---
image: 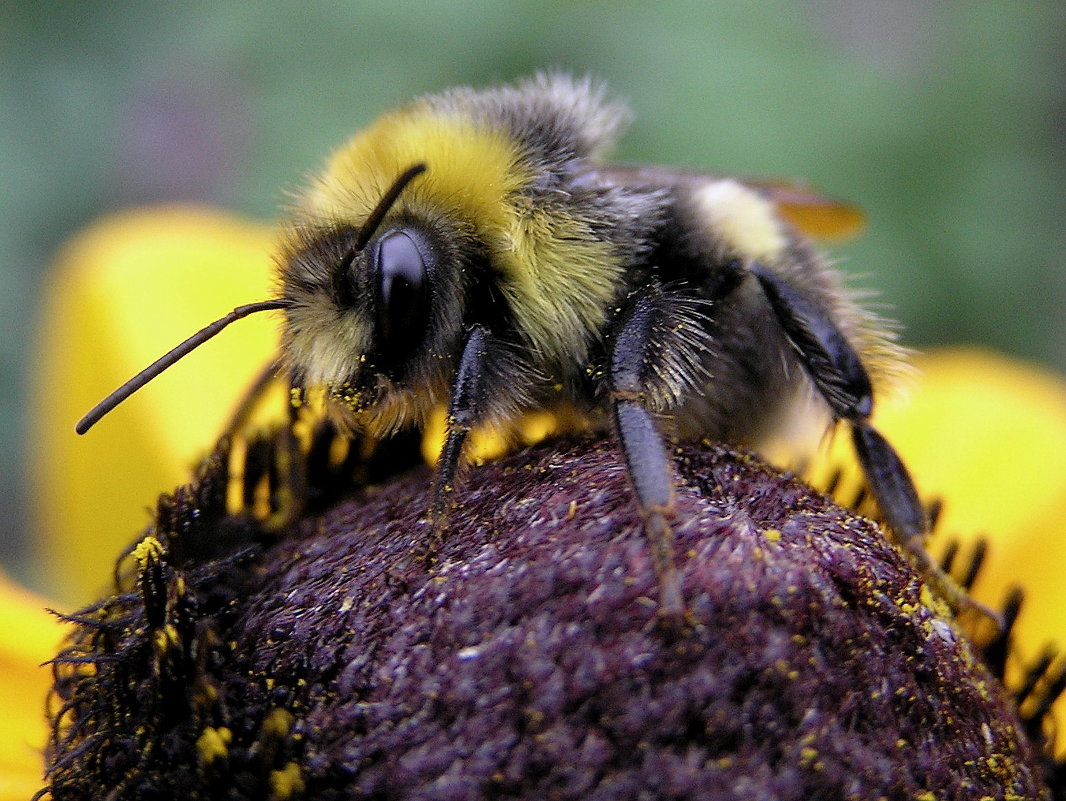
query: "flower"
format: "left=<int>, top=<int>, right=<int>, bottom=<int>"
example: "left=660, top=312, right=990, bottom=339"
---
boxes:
left=28, top=207, right=279, bottom=605
left=20, top=206, right=1066, bottom=797
left=40, top=434, right=1053, bottom=798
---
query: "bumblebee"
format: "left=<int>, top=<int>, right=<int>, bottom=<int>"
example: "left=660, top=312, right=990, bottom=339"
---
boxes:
left=79, top=73, right=942, bottom=617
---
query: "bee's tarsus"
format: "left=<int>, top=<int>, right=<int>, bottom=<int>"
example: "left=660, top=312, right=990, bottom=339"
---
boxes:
left=428, top=325, right=491, bottom=540
left=850, top=422, right=928, bottom=543
left=646, top=510, right=684, bottom=618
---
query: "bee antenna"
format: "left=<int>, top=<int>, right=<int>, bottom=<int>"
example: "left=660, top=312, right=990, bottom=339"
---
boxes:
left=76, top=298, right=292, bottom=435
left=353, top=162, right=427, bottom=251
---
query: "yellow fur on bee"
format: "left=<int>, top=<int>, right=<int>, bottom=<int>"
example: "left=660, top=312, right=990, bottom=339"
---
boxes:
left=694, top=179, right=787, bottom=262
left=303, top=104, right=620, bottom=364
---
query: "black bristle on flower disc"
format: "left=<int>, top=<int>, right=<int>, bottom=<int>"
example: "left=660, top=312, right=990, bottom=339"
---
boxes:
left=932, top=529, right=1066, bottom=798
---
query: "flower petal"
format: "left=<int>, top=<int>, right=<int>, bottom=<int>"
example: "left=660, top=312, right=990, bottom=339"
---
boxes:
left=0, top=571, right=65, bottom=801
left=29, top=207, right=280, bottom=603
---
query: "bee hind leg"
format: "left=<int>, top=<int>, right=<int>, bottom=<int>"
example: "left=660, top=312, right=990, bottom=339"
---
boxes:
left=750, top=265, right=1000, bottom=626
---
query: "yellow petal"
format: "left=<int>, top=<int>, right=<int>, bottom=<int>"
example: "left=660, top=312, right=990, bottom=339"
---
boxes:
left=0, top=572, right=66, bottom=801
left=29, top=207, right=281, bottom=604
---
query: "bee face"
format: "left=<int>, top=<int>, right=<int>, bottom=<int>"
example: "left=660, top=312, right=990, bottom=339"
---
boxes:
left=281, top=223, right=437, bottom=376
left=277, top=185, right=483, bottom=433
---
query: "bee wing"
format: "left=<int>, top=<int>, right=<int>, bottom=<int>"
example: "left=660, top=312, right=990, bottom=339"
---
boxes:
left=587, top=164, right=865, bottom=242
left=743, top=179, right=865, bottom=242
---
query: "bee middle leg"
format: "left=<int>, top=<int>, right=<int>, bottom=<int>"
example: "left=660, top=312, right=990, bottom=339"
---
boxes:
left=608, top=287, right=689, bottom=618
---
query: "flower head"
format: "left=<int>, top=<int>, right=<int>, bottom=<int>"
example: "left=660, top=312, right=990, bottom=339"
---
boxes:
left=42, top=433, right=1051, bottom=799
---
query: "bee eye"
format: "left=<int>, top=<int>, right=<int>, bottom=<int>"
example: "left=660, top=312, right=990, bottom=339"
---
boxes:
left=373, top=228, right=431, bottom=360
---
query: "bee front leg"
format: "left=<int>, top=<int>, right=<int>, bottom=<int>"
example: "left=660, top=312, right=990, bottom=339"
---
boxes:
left=608, top=288, right=687, bottom=618
left=429, top=324, right=492, bottom=530
left=214, top=362, right=306, bottom=530
left=750, top=265, right=997, bottom=623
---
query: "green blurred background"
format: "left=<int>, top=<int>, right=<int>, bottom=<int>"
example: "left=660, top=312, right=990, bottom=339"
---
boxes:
left=3, top=1, right=1064, bottom=585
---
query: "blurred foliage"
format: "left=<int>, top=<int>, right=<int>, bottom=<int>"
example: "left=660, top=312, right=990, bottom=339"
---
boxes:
left=3, top=0, right=1065, bottom=574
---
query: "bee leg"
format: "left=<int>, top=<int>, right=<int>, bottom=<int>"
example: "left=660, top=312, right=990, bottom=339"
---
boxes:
left=750, top=265, right=999, bottom=624
left=609, top=290, right=685, bottom=618
left=750, top=264, right=913, bottom=520
left=428, top=325, right=492, bottom=535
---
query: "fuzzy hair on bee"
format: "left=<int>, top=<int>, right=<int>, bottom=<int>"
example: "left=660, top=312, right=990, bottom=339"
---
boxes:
left=79, top=73, right=964, bottom=619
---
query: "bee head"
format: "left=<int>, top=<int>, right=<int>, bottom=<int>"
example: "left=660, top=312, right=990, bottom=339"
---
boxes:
left=278, top=163, right=471, bottom=430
